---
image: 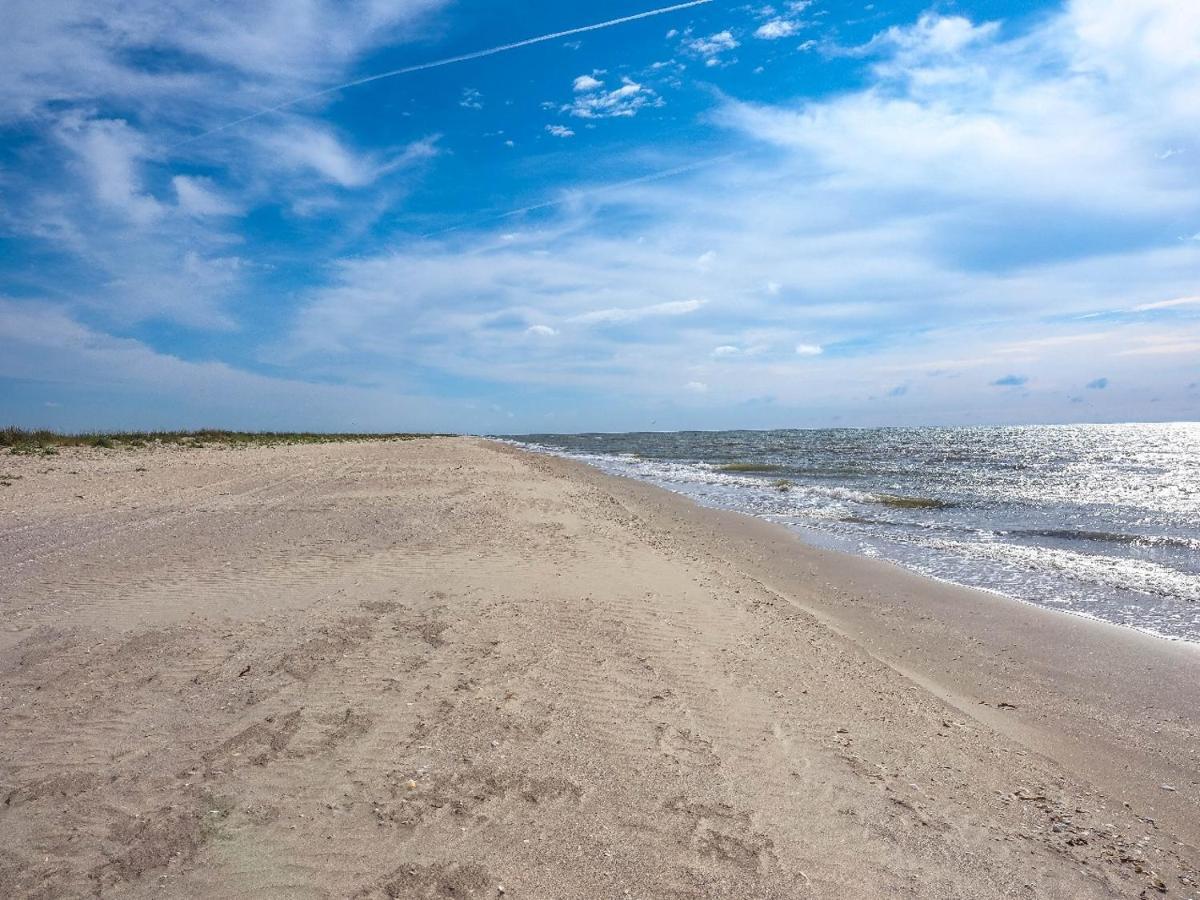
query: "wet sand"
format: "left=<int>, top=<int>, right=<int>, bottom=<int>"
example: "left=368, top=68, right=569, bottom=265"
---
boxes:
left=1, top=437, right=1196, bottom=898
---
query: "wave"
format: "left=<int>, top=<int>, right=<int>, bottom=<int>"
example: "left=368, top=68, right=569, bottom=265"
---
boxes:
left=1009, top=528, right=1200, bottom=552
left=920, top=536, right=1200, bottom=603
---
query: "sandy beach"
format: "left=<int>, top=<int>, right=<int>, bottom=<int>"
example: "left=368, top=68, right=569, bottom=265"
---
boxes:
left=1, top=436, right=1197, bottom=899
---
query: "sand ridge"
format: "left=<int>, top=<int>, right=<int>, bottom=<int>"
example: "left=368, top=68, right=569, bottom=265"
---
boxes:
left=1, top=437, right=1196, bottom=898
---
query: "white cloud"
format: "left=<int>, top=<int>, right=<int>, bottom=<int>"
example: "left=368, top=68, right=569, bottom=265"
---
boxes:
left=103, top=251, right=245, bottom=327
left=720, top=7, right=1200, bottom=223
left=685, top=29, right=739, bottom=68
left=9, top=113, right=261, bottom=328
left=795, top=343, right=823, bottom=356
left=172, top=176, right=238, bottom=217
left=1115, top=336, right=1200, bottom=357
left=865, top=13, right=1000, bottom=60
left=0, top=0, right=460, bottom=355
left=273, top=193, right=1200, bottom=419
left=564, top=78, right=662, bottom=119
left=546, top=124, right=575, bottom=138
left=755, top=19, right=800, bottom=40
left=460, top=88, right=483, bottom=109
left=573, top=74, right=604, bottom=92
left=1068, top=0, right=1200, bottom=116
left=0, top=0, right=448, bottom=122
left=57, top=116, right=163, bottom=224
left=686, top=30, right=739, bottom=57
left=0, top=299, right=457, bottom=431
left=1131, top=295, right=1200, bottom=312
left=259, top=125, right=438, bottom=189
left=574, top=299, right=705, bottom=325
left=12, top=0, right=1197, bottom=427
left=685, top=381, right=709, bottom=393
left=262, top=124, right=379, bottom=188
left=526, top=324, right=558, bottom=336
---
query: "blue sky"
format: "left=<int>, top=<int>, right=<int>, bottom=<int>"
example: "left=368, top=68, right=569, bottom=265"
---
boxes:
left=1, top=0, right=1197, bottom=433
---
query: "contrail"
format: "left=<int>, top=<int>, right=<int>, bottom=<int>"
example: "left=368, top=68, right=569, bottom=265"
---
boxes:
left=176, top=0, right=712, bottom=147
left=422, top=153, right=739, bottom=239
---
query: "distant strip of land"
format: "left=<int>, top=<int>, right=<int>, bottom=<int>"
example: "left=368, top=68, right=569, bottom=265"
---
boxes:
left=1, top=437, right=1196, bottom=898
left=2, top=426, right=449, bottom=454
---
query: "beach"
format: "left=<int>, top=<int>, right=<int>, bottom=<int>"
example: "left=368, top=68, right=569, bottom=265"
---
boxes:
left=1, top=436, right=1197, bottom=898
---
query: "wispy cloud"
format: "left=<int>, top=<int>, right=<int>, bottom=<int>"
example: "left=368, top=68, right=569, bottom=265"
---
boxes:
left=262, top=124, right=435, bottom=189
left=0, top=299, right=459, bottom=431
left=1116, top=337, right=1200, bottom=357
left=56, top=116, right=164, bottom=225
left=172, top=176, right=239, bottom=218
left=0, top=0, right=451, bottom=124
left=573, top=299, right=705, bottom=325
left=0, top=1, right=456, bottom=335
left=1132, top=295, right=1200, bottom=312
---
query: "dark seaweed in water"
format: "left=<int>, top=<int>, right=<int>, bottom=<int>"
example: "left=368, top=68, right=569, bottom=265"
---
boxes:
left=506, top=424, right=1200, bottom=641
left=874, top=494, right=954, bottom=510
left=718, top=462, right=788, bottom=474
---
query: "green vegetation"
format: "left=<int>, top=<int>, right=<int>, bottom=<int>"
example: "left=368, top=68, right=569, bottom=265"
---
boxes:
left=717, top=462, right=787, bottom=474
left=875, top=493, right=952, bottom=510
left=2, top=427, right=450, bottom=454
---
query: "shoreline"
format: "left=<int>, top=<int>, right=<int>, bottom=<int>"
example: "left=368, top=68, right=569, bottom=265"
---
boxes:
left=505, top=438, right=1200, bottom=648
left=496, top=441, right=1200, bottom=846
left=2, top=437, right=1196, bottom=897
left=779, top=515, right=1200, bottom=647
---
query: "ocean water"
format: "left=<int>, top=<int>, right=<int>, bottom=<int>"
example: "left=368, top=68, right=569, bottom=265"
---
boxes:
left=505, top=424, right=1200, bottom=642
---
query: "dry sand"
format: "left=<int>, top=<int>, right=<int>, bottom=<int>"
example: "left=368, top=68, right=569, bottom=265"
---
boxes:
left=1, top=437, right=1196, bottom=899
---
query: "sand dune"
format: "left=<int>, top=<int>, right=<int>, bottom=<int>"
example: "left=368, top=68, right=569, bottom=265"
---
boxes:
left=1, top=437, right=1196, bottom=898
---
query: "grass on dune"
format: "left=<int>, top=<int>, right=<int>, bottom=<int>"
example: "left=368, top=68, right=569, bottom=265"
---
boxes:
left=2, top=427, right=451, bottom=455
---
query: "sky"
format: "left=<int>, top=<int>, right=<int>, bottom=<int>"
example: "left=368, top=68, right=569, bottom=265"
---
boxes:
left=1, top=0, right=1198, bottom=434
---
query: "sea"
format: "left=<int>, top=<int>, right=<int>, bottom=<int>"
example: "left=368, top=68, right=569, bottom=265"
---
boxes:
left=503, top=424, right=1200, bottom=643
